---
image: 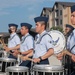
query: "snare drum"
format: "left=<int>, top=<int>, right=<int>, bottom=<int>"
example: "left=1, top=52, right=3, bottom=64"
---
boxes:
left=0, top=50, right=5, bottom=57
left=33, top=65, right=64, bottom=75
left=6, top=66, right=29, bottom=75
left=0, top=57, right=16, bottom=72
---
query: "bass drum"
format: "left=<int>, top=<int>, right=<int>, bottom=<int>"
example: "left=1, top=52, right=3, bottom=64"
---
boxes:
left=48, top=30, right=66, bottom=65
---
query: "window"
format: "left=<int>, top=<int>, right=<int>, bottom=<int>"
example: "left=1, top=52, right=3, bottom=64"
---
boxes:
left=56, top=3, right=58, bottom=8
left=56, top=19, right=59, bottom=26
left=60, top=10, right=62, bottom=15
left=56, top=10, right=59, bottom=16
left=60, top=19, right=62, bottom=25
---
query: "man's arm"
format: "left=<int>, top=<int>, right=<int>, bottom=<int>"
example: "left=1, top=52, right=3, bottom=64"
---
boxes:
left=21, top=50, right=33, bottom=61
left=33, top=48, right=54, bottom=63
left=5, top=44, right=20, bottom=52
left=41, top=48, right=54, bottom=60
left=21, top=49, right=33, bottom=55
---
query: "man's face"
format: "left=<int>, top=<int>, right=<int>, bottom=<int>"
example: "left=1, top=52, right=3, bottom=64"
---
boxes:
left=65, top=27, right=71, bottom=34
left=35, top=22, right=43, bottom=33
left=71, top=11, right=75, bottom=25
left=20, top=26, right=27, bottom=35
left=9, top=26, right=16, bottom=32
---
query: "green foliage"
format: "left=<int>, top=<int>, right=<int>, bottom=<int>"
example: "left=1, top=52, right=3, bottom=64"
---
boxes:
left=50, top=26, right=63, bottom=32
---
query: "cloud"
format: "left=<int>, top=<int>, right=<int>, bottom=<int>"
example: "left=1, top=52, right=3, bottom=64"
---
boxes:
left=0, top=0, right=74, bottom=9
left=0, top=0, right=42, bottom=16
left=0, top=0, right=43, bottom=9
left=0, top=0, right=74, bottom=16
left=29, top=14, right=37, bottom=20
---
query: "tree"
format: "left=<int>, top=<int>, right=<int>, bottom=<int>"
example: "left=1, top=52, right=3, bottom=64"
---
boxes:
left=50, top=26, right=63, bottom=32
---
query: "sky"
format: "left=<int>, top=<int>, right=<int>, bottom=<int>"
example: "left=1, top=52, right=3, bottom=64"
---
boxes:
left=0, top=0, right=75, bottom=32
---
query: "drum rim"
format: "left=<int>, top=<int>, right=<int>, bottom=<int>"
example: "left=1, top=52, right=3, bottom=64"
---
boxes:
left=48, top=30, right=66, bottom=54
left=33, top=65, right=64, bottom=72
left=6, top=66, right=29, bottom=72
left=0, top=57, right=16, bottom=62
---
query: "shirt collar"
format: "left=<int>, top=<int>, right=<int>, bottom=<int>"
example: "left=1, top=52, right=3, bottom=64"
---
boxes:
left=39, top=30, right=46, bottom=36
left=22, top=33, right=29, bottom=39
left=73, top=29, right=75, bottom=33
left=10, top=33, right=16, bottom=38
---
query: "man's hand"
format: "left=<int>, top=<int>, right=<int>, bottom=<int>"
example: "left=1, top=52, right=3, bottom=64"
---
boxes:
left=3, top=45, right=7, bottom=49
left=33, top=58, right=40, bottom=63
left=21, top=56, right=26, bottom=61
left=56, top=53, right=63, bottom=60
left=21, top=56, right=31, bottom=61
left=4, top=47, right=11, bottom=52
left=71, top=54, right=75, bottom=62
left=12, top=50, right=19, bottom=57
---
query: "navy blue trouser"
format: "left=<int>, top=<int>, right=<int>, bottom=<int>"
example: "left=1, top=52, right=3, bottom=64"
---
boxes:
left=8, top=54, right=17, bottom=60
left=19, top=60, right=31, bottom=68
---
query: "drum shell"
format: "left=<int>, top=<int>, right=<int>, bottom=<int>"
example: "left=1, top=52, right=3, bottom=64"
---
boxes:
left=6, top=66, right=29, bottom=75
left=33, top=65, right=64, bottom=75
left=0, top=58, right=16, bottom=72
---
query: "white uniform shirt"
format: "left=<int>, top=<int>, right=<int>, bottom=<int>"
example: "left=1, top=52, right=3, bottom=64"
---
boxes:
left=33, top=31, right=54, bottom=58
left=67, top=29, right=75, bottom=54
left=20, top=33, right=34, bottom=52
left=8, top=33, right=20, bottom=48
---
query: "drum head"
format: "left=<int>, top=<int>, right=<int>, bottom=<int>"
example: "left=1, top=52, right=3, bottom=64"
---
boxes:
left=48, top=30, right=65, bottom=54
left=0, top=57, right=16, bottom=62
left=6, top=66, right=28, bottom=72
left=33, top=65, right=64, bottom=71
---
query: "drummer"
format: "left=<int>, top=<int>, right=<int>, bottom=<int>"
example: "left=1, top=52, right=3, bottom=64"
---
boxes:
left=57, top=5, right=75, bottom=75
left=19, top=23, right=34, bottom=68
left=8, top=23, right=34, bottom=68
left=33, top=16, right=54, bottom=64
left=65, top=24, right=74, bottom=75
left=4, top=23, right=20, bottom=59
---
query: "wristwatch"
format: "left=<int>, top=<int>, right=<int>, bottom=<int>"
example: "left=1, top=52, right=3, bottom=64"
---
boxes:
left=39, top=56, right=42, bottom=61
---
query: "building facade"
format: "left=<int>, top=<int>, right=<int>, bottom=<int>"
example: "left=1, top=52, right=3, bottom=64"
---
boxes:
left=41, top=2, right=75, bottom=32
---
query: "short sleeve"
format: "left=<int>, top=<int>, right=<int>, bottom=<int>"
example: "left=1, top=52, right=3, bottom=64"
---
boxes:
left=15, top=35, right=20, bottom=45
left=26, top=36, right=34, bottom=50
left=44, top=35, right=54, bottom=50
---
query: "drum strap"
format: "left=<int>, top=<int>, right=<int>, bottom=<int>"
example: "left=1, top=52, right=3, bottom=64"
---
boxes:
left=21, top=34, right=31, bottom=44
left=70, top=45, right=75, bottom=52
left=36, top=32, right=52, bottom=44
left=9, top=34, right=16, bottom=40
left=70, top=32, right=75, bottom=52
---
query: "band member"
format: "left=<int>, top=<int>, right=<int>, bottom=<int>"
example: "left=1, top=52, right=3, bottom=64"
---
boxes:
left=33, top=16, right=54, bottom=64
left=7, top=23, right=34, bottom=68
left=57, top=5, right=75, bottom=75
left=19, top=23, right=34, bottom=68
left=4, top=23, right=20, bottom=59
left=64, top=24, right=74, bottom=75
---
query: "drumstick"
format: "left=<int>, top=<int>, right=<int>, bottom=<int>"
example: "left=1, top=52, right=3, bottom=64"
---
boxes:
left=61, top=50, right=73, bottom=57
left=0, top=38, right=6, bottom=47
left=0, top=39, right=33, bottom=61
left=26, top=57, right=33, bottom=61
left=18, top=54, right=33, bottom=61
left=0, top=39, right=2, bottom=44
